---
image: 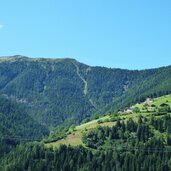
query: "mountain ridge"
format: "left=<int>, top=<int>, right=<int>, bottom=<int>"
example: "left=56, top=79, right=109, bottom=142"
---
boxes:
left=0, top=55, right=170, bottom=70
left=0, top=55, right=170, bottom=129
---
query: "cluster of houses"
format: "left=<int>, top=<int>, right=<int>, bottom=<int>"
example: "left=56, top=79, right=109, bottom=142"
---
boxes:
left=119, top=97, right=170, bottom=114
left=118, top=107, right=135, bottom=114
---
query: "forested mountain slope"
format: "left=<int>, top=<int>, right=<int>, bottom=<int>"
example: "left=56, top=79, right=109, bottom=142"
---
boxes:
left=0, top=95, right=49, bottom=159
left=1, top=94, right=171, bottom=171
left=0, top=55, right=170, bottom=129
left=0, top=96, right=49, bottom=139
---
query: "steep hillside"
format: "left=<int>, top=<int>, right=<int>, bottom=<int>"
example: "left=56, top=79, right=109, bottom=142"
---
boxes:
left=46, top=94, right=171, bottom=148
left=0, top=55, right=170, bottom=129
left=0, top=95, right=49, bottom=158
left=1, top=95, right=171, bottom=171
left=0, top=95, right=49, bottom=139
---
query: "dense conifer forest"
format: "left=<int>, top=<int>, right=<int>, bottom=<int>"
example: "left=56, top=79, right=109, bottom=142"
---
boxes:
left=2, top=114, right=171, bottom=171
left=0, top=56, right=171, bottom=170
left=0, top=56, right=170, bottom=129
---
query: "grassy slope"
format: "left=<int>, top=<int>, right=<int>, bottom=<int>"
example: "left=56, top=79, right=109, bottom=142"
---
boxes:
left=46, top=94, right=171, bottom=148
left=133, top=94, right=171, bottom=109
left=46, top=116, right=114, bottom=148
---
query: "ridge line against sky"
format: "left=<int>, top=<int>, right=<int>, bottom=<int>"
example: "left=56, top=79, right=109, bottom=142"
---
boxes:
left=0, top=55, right=170, bottom=70
left=0, top=0, right=171, bottom=69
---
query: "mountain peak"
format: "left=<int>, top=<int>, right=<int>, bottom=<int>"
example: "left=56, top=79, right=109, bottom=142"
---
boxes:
left=0, top=55, right=28, bottom=61
left=0, top=55, right=78, bottom=63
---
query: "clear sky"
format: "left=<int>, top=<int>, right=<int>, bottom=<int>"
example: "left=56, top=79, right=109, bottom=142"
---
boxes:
left=0, top=0, right=171, bottom=69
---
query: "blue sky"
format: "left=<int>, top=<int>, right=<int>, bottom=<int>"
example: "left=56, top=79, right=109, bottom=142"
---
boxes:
left=0, top=0, right=171, bottom=69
